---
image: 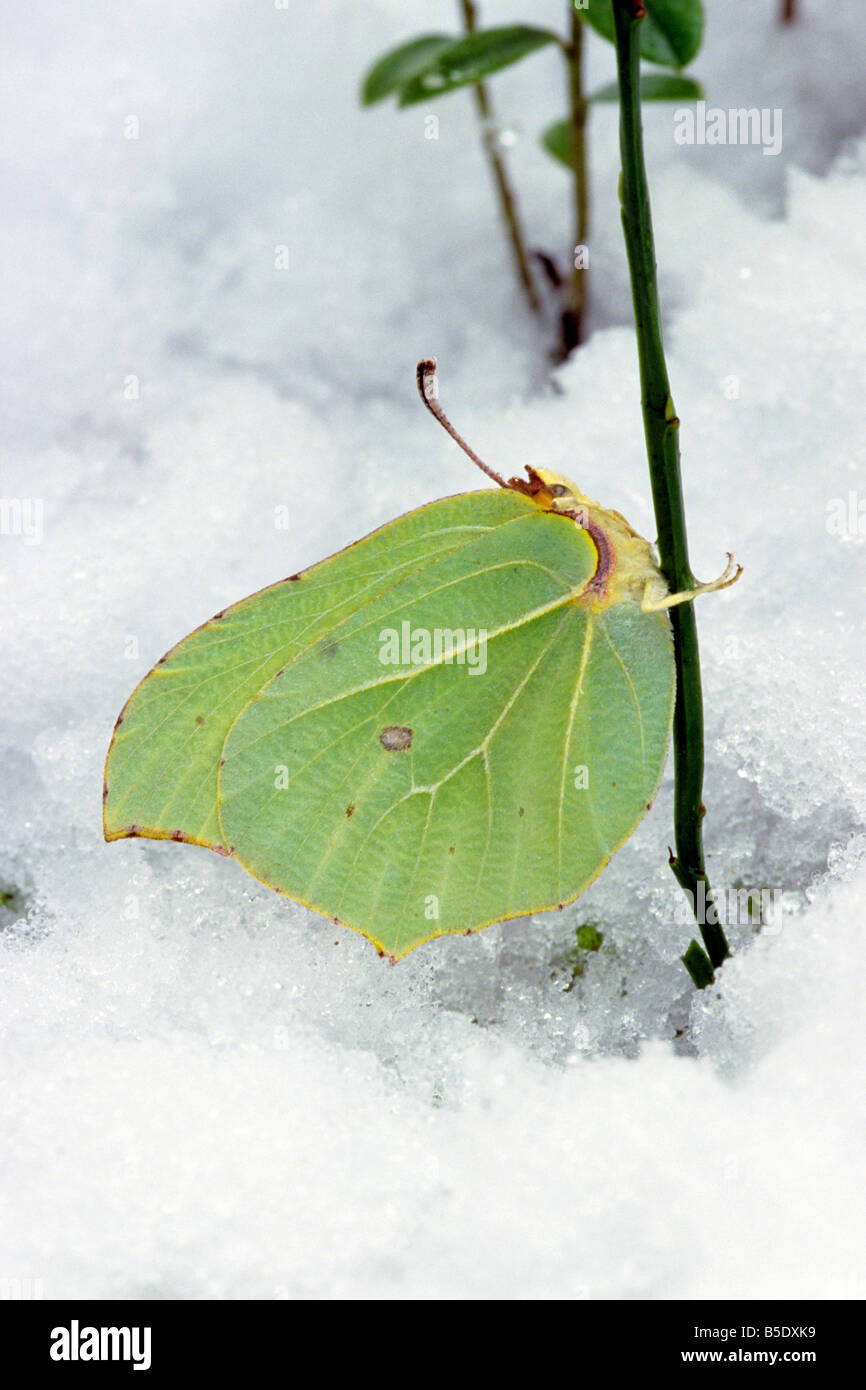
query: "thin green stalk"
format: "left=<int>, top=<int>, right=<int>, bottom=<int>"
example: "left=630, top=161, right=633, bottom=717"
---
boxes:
left=459, top=0, right=541, bottom=316
left=561, top=5, right=589, bottom=355
left=610, top=0, right=730, bottom=984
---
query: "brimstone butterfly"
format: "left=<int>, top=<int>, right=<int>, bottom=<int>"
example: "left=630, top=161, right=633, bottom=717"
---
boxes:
left=104, top=361, right=738, bottom=960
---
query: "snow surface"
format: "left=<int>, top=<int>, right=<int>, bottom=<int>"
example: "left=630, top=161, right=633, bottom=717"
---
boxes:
left=1, top=0, right=865, bottom=1299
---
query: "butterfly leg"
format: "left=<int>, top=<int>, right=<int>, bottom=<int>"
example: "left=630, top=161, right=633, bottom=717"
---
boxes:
left=641, top=553, right=742, bottom=612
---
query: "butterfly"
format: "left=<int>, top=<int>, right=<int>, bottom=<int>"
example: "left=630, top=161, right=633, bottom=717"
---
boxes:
left=104, top=360, right=738, bottom=960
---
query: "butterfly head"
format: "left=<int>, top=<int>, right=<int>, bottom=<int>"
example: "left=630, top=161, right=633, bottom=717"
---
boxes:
left=527, top=468, right=594, bottom=515
left=508, top=466, right=595, bottom=518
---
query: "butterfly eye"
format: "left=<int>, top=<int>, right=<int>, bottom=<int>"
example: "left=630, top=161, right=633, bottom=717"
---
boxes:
left=548, top=484, right=571, bottom=498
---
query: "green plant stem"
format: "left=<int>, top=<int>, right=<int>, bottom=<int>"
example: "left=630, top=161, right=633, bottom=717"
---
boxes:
left=561, top=6, right=589, bottom=355
left=610, top=0, right=730, bottom=984
left=459, top=1, right=541, bottom=316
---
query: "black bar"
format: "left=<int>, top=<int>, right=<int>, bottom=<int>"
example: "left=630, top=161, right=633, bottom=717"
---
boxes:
left=1, top=1298, right=857, bottom=1375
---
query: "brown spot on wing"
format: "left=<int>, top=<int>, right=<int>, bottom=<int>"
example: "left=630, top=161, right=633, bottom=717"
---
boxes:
left=380, top=726, right=413, bottom=752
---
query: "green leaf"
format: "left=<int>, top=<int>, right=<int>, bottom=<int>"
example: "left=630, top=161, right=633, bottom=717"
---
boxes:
left=540, top=120, right=572, bottom=168
left=576, top=923, right=604, bottom=951
left=105, top=483, right=674, bottom=961
left=579, top=0, right=704, bottom=70
left=397, top=26, right=560, bottom=107
left=589, top=73, right=703, bottom=102
left=360, top=34, right=456, bottom=107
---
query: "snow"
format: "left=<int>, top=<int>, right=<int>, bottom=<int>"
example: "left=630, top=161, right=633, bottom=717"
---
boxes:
left=1, top=0, right=865, bottom=1299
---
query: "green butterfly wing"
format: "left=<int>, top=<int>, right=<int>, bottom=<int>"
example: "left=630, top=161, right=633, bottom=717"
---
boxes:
left=104, top=489, right=674, bottom=958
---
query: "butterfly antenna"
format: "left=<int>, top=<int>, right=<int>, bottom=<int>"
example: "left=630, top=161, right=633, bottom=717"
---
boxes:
left=416, top=359, right=509, bottom=489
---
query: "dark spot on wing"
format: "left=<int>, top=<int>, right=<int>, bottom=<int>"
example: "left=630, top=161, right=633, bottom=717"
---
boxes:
left=380, top=726, right=413, bottom=752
